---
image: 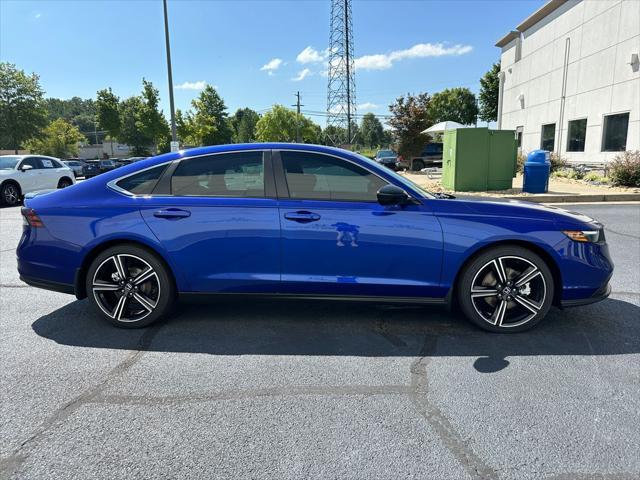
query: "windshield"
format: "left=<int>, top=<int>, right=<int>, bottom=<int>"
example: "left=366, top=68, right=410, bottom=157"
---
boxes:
left=0, top=156, right=20, bottom=170
left=352, top=152, right=435, bottom=199
left=377, top=150, right=395, bottom=158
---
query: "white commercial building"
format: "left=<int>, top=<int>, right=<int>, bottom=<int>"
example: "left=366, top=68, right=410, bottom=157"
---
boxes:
left=496, top=0, right=639, bottom=164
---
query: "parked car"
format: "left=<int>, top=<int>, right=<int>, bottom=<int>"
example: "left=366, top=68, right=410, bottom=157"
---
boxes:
left=0, top=155, right=75, bottom=206
left=398, top=143, right=444, bottom=171
left=83, top=159, right=118, bottom=178
left=374, top=149, right=398, bottom=170
left=116, top=157, right=147, bottom=168
left=63, top=159, right=86, bottom=178
left=17, top=143, right=613, bottom=332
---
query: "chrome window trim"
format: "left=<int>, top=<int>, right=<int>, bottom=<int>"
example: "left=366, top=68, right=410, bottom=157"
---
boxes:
left=107, top=149, right=269, bottom=198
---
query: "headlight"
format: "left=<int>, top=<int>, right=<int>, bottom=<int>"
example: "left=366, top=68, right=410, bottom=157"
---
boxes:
left=562, top=229, right=604, bottom=243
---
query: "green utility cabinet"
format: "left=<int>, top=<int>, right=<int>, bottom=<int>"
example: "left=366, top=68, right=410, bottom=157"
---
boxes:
left=441, top=128, right=516, bottom=191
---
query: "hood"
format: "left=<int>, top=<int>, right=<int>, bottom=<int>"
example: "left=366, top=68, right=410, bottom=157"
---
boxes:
left=436, top=195, right=597, bottom=227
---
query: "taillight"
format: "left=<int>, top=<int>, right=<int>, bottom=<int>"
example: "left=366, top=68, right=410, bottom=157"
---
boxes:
left=21, top=208, right=44, bottom=228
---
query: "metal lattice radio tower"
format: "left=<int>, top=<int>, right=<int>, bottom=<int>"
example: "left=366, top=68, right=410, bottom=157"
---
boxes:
left=326, top=0, right=356, bottom=147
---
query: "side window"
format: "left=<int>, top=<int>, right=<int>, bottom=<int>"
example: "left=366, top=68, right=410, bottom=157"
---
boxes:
left=171, top=152, right=265, bottom=197
left=40, top=158, right=62, bottom=168
left=19, top=158, right=41, bottom=170
left=115, top=164, right=169, bottom=195
left=281, top=151, right=386, bottom=202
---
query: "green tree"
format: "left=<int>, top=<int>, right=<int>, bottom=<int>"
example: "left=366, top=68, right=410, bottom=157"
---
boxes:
left=428, top=87, right=478, bottom=125
left=255, top=105, right=320, bottom=143
left=360, top=113, right=384, bottom=149
left=230, top=108, right=260, bottom=143
left=479, top=62, right=500, bottom=123
left=25, top=118, right=85, bottom=158
left=96, top=88, right=121, bottom=142
left=175, top=109, right=196, bottom=146
left=0, top=63, right=48, bottom=153
left=387, top=93, right=432, bottom=161
left=187, top=85, right=233, bottom=146
left=45, top=97, right=97, bottom=142
left=119, top=96, right=151, bottom=156
left=139, top=79, right=168, bottom=149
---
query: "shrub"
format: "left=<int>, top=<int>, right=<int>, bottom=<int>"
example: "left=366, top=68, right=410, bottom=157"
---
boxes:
left=549, top=153, right=567, bottom=172
left=516, top=153, right=526, bottom=173
left=609, top=151, right=640, bottom=187
left=552, top=169, right=569, bottom=178
left=583, top=172, right=609, bottom=184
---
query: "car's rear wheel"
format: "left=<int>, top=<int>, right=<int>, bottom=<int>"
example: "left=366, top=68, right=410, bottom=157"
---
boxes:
left=86, top=245, right=175, bottom=328
left=57, top=177, right=72, bottom=189
left=457, top=246, right=554, bottom=332
left=1, top=182, right=21, bottom=206
left=411, top=159, right=425, bottom=171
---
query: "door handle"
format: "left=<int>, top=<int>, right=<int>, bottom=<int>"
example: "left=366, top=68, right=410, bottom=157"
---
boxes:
left=284, top=211, right=321, bottom=223
left=153, top=208, right=191, bottom=219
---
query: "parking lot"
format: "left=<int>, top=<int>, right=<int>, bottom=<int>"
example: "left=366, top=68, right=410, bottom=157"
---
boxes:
left=1, top=202, right=639, bottom=479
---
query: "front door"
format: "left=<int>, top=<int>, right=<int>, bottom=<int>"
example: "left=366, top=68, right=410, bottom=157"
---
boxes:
left=16, top=157, right=43, bottom=193
left=275, top=150, right=444, bottom=299
left=139, top=150, right=280, bottom=293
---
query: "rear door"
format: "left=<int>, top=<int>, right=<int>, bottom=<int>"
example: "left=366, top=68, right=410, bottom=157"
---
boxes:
left=39, top=157, right=67, bottom=187
left=138, top=150, right=281, bottom=293
left=274, top=149, right=444, bottom=299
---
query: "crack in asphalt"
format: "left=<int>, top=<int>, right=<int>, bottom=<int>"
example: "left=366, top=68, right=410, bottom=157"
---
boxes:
left=0, top=324, right=163, bottom=478
left=605, top=228, right=640, bottom=240
left=409, top=334, right=498, bottom=480
left=91, top=385, right=412, bottom=406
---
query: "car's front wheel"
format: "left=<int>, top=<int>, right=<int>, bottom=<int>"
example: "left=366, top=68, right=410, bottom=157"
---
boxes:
left=457, top=246, right=554, bottom=332
left=86, top=245, right=175, bottom=328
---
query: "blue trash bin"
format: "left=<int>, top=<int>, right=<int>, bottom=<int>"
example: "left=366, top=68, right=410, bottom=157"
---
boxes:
left=523, top=150, right=551, bottom=194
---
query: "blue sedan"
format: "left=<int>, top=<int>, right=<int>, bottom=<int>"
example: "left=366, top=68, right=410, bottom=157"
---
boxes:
left=17, top=143, right=613, bottom=332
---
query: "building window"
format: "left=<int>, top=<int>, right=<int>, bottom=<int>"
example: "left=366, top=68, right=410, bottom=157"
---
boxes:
left=516, top=126, right=523, bottom=150
left=567, top=119, right=587, bottom=152
left=601, top=113, right=629, bottom=152
left=540, top=123, right=555, bottom=151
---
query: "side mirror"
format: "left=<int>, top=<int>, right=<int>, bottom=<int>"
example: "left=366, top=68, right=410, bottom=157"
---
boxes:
left=377, top=184, right=409, bottom=206
left=19, top=164, right=33, bottom=172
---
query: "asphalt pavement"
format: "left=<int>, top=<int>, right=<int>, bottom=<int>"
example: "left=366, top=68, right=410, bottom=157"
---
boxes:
left=1, top=203, right=639, bottom=480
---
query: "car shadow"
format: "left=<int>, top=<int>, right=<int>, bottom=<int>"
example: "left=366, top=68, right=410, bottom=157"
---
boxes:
left=32, top=297, right=640, bottom=373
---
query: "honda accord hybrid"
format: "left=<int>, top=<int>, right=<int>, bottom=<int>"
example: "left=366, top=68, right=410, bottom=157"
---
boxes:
left=17, top=144, right=613, bottom=332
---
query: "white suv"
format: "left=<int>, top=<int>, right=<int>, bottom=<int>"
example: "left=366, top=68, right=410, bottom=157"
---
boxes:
left=0, top=155, right=76, bottom=206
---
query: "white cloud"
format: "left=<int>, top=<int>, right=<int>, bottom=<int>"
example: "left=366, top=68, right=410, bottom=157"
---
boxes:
left=34, top=13, right=42, bottom=19
left=357, top=102, right=378, bottom=111
left=355, top=42, right=473, bottom=71
left=292, top=68, right=311, bottom=82
left=296, top=46, right=329, bottom=64
left=175, top=80, right=207, bottom=90
left=260, top=58, right=283, bottom=73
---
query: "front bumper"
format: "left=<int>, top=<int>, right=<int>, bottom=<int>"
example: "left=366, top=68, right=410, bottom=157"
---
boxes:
left=560, top=281, right=611, bottom=308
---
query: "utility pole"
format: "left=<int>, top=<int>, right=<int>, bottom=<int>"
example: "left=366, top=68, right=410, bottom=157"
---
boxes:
left=163, top=0, right=177, bottom=148
left=292, top=91, right=304, bottom=143
left=344, top=0, right=351, bottom=145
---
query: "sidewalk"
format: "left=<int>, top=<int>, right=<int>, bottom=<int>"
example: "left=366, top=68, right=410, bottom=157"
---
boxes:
left=402, top=172, right=640, bottom=203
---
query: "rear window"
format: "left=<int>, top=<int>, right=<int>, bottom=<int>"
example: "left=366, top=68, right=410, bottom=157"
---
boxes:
left=115, top=165, right=168, bottom=195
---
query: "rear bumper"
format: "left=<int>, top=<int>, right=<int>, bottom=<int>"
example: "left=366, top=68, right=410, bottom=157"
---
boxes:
left=560, top=282, right=611, bottom=308
left=20, top=275, right=75, bottom=295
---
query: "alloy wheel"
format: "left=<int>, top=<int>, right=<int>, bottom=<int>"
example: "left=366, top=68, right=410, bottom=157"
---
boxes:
left=92, top=254, right=161, bottom=323
left=4, top=184, right=19, bottom=205
left=470, top=255, right=547, bottom=328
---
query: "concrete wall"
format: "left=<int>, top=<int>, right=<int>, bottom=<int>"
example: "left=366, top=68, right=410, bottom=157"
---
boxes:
left=499, top=0, right=640, bottom=163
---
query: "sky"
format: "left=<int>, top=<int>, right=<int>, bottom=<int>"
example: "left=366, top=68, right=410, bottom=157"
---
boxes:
left=0, top=0, right=546, bottom=128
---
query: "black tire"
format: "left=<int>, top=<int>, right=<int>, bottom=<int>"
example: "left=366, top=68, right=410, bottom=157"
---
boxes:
left=57, top=177, right=73, bottom=188
left=411, top=159, right=425, bottom=171
left=457, top=245, right=554, bottom=333
left=85, top=245, right=176, bottom=328
left=1, top=182, right=21, bottom=206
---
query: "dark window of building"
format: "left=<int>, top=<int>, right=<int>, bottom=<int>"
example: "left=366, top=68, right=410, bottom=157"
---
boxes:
left=516, top=126, right=523, bottom=149
left=281, top=151, right=386, bottom=202
left=567, top=119, right=587, bottom=152
left=171, top=152, right=264, bottom=197
left=116, top=164, right=168, bottom=195
left=541, top=123, right=556, bottom=151
left=601, top=113, right=629, bottom=152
